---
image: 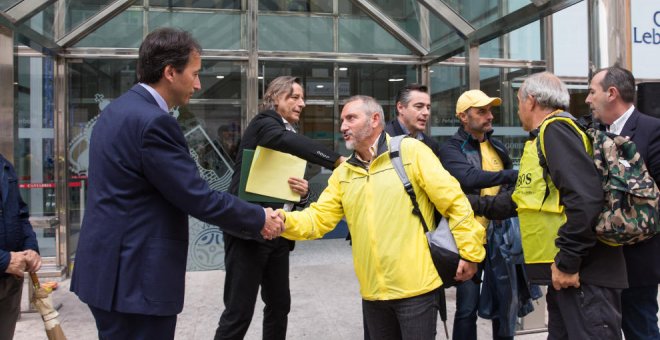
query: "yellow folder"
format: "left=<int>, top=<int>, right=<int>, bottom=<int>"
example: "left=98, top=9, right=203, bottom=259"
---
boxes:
left=238, top=149, right=285, bottom=203
left=245, top=146, right=307, bottom=202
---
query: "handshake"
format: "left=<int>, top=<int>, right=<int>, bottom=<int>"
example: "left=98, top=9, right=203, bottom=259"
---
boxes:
left=261, top=208, right=286, bottom=240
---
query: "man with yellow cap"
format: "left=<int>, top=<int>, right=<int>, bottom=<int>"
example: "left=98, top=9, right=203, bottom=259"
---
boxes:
left=439, top=89, right=518, bottom=340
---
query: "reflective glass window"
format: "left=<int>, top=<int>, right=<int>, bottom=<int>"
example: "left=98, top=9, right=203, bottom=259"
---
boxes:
left=339, top=0, right=422, bottom=41
left=259, top=0, right=332, bottom=13
left=372, top=0, right=422, bottom=40
left=74, top=8, right=143, bottom=48
left=339, top=17, right=411, bottom=54
left=480, top=20, right=541, bottom=60
left=15, top=54, right=57, bottom=256
left=553, top=1, right=588, bottom=77
left=259, top=14, right=333, bottom=52
left=25, top=2, right=56, bottom=40
left=443, top=0, right=529, bottom=29
left=1, top=0, right=21, bottom=11
left=429, top=13, right=463, bottom=54
left=64, top=0, right=114, bottom=34
left=149, top=0, right=241, bottom=9
left=150, top=10, right=241, bottom=50
left=337, top=63, right=416, bottom=112
left=428, top=63, right=467, bottom=145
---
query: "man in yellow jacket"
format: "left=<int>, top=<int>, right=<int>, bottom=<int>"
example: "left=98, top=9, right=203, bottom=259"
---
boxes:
left=277, top=95, right=485, bottom=338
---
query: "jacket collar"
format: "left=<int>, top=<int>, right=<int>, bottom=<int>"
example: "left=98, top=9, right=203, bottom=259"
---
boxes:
left=388, top=119, right=425, bottom=141
left=620, top=109, right=640, bottom=138
left=347, top=131, right=387, bottom=168
left=258, top=110, right=286, bottom=127
left=130, top=84, right=160, bottom=108
left=455, top=125, right=494, bottom=144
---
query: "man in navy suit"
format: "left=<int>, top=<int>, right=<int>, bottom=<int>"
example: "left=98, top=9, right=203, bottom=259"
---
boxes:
left=587, top=65, right=660, bottom=340
left=70, top=27, right=284, bottom=340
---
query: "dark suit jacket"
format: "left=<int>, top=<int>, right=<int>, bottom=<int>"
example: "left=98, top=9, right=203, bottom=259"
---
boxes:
left=0, top=154, right=39, bottom=278
left=228, top=109, right=340, bottom=199
left=70, top=84, right=265, bottom=316
left=226, top=109, right=340, bottom=248
left=620, top=109, right=660, bottom=287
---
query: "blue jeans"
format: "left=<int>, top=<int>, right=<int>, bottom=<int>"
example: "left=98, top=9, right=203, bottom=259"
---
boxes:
left=454, top=270, right=511, bottom=340
left=622, top=285, right=660, bottom=340
left=362, top=289, right=439, bottom=340
left=453, top=278, right=480, bottom=340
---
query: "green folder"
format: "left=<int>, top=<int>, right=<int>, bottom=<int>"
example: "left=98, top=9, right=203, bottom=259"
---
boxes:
left=238, top=149, right=287, bottom=203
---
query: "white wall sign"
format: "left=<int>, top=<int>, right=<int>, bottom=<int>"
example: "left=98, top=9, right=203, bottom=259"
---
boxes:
left=631, top=1, right=660, bottom=79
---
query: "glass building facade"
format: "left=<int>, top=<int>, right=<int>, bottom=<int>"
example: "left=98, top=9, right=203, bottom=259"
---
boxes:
left=1, top=0, right=657, bottom=276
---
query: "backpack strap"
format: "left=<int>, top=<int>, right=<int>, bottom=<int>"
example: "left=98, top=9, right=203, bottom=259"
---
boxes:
left=389, top=135, right=430, bottom=233
left=535, top=111, right=590, bottom=207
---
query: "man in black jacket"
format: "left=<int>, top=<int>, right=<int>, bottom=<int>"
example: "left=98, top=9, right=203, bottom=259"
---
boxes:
left=385, top=84, right=440, bottom=155
left=514, top=72, right=626, bottom=339
left=586, top=66, right=660, bottom=340
left=439, top=90, right=518, bottom=340
left=215, top=76, right=344, bottom=340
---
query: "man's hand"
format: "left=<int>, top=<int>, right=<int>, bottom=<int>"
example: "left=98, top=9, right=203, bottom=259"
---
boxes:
left=24, top=249, right=42, bottom=273
left=276, top=209, right=286, bottom=223
left=334, top=156, right=348, bottom=168
left=261, top=207, right=285, bottom=240
left=551, top=262, right=580, bottom=290
left=288, top=177, right=309, bottom=197
left=454, top=259, right=477, bottom=282
left=5, top=251, right=27, bottom=277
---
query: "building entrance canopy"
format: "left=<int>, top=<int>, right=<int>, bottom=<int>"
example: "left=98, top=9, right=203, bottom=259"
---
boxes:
left=1, top=0, right=581, bottom=64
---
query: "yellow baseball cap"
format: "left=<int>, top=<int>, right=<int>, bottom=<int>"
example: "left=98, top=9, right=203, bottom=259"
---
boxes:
left=455, top=90, right=502, bottom=116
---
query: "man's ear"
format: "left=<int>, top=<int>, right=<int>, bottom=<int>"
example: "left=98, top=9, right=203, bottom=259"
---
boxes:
left=607, top=86, right=620, bottom=101
left=163, top=64, right=176, bottom=83
left=526, top=95, right=537, bottom=110
left=458, top=111, right=468, bottom=124
left=396, top=101, right=404, bottom=115
left=371, top=111, right=381, bottom=127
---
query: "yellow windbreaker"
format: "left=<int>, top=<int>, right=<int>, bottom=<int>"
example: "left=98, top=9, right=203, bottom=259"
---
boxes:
left=282, top=135, right=485, bottom=301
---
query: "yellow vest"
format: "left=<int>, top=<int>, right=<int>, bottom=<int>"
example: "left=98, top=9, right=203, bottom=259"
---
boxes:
left=511, top=113, right=591, bottom=264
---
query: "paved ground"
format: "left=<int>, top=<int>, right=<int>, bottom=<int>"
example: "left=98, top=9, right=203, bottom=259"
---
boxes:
left=15, top=239, right=549, bottom=340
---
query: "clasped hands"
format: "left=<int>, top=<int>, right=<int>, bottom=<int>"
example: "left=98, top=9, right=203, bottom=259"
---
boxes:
left=261, top=207, right=285, bottom=240
left=5, top=249, right=42, bottom=277
left=260, top=177, right=307, bottom=240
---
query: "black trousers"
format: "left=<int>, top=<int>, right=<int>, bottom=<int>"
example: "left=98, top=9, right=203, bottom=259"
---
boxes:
left=88, top=305, right=177, bottom=340
left=546, top=283, right=622, bottom=340
left=214, top=234, right=291, bottom=340
left=0, top=275, right=23, bottom=340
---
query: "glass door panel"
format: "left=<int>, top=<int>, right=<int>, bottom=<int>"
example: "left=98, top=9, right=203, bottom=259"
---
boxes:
left=15, top=54, right=58, bottom=258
